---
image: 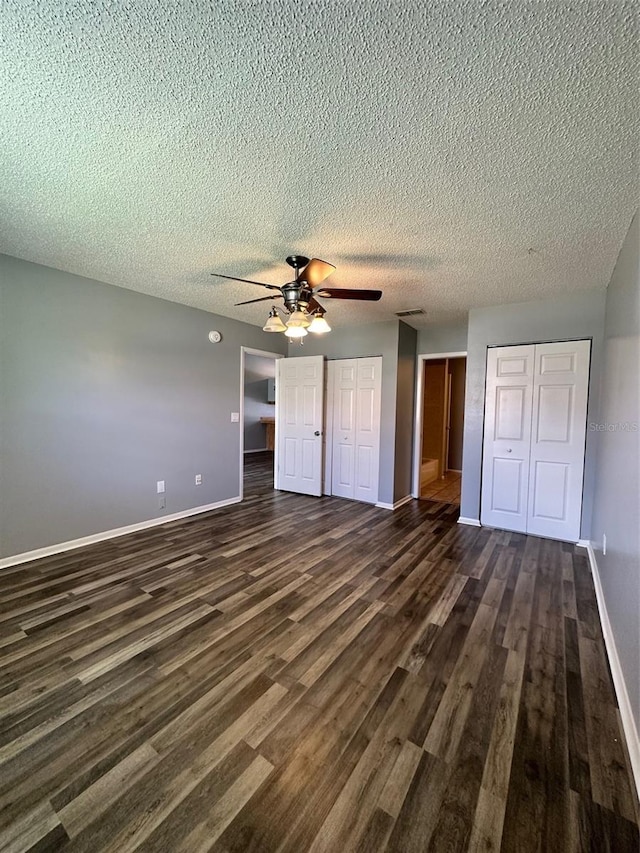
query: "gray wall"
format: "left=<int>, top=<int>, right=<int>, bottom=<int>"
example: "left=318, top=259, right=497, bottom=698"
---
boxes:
left=243, top=379, right=273, bottom=451
left=0, top=254, right=287, bottom=558
left=460, top=289, right=607, bottom=535
left=417, top=321, right=468, bottom=354
left=590, top=213, right=640, bottom=728
left=288, top=321, right=408, bottom=505
left=394, top=322, right=417, bottom=501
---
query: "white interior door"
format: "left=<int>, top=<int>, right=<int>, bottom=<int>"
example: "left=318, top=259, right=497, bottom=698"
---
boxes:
left=275, top=356, right=324, bottom=496
left=527, top=340, right=591, bottom=541
left=481, top=345, right=535, bottom=533
left=330, top=357, right=381, bottom=504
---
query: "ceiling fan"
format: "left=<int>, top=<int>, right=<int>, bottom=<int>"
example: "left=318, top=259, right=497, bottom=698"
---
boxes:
left=211, top=255, right=382, bottom=338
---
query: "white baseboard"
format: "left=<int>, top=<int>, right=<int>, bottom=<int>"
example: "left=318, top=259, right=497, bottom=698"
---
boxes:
left=458, top=516, right=481, bottom=527
left=579, top=540, right=640, bottom=798
left=0, top=496, right=242, bottom=570
left=244, top=447, right=269, bottom=454
left=375, top=494, right=413, bottom=511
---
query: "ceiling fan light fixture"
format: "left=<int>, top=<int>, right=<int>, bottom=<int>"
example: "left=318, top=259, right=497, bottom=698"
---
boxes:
left=286, top=309, right=311, bottom=328
left=213, top=255, right=380, bottom=335
left=262, top=307, right=286, bottom=332
left=308, top=311, right=331, bottom=334
left=284, top=325, right=308, bottom=338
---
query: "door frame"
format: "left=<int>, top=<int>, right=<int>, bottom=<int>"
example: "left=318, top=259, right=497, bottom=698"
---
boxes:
left=239, top=346, right=285, bottom=501
left=411, top=351, right=467, bottom=499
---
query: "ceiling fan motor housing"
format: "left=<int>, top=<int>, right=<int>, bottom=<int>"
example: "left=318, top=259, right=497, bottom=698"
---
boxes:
left=213, top=254, right=380, bottom=316
left=282, top=282, right=313, bottom=312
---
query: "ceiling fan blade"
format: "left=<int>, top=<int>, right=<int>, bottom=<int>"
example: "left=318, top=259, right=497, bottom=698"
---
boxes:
left=298, top=258, right=336, bottom=287
left=307, top=296, right=326, bottom=315
left=234, top=294, right=283, bottom=306
left=211, top=272, right=281, bottom=291
left=314, top=287, right=382, bottom=301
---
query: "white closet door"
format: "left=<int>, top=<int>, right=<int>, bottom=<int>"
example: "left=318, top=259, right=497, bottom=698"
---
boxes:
left=481, top=345, right=535, bottom=533
left=331, top=360, right=357, bottom=499
left=330, top=357, right=382, bottom=504
left=354, top=357, right=382, bottom=503
left=527, top=340, right=591, bottom=541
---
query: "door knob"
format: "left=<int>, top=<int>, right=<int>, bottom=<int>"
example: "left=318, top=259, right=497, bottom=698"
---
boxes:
left=506, top=448, right=512, bottom=453
left=314, top=430, right=321, bottom=436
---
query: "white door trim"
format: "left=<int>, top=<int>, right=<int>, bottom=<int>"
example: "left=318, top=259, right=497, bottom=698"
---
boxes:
left=239, top=347, right=284, bottom=501
left=412, top=351, right=467, bottom=498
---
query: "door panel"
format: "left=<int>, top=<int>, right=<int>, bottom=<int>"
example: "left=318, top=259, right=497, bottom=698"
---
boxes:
left=338, top=388, right=354, bottom=431
left=357, top=387, right=375, bottom=432
left=481, top=345, right=534, bottom=533
left=275, top=356, right=324, bottom=496
left=490, top=458, right=524, bottom=514
left=531, top=461, right=569, bottom=520
left=536, top=385, right=573, bottom=442
left=284, top=385, right=297, bottom=423
left=357, top=446, right=373, bottom=489
left=495, top=386, right=528, bottom=441
left=539, top=352, right=576, bottom=373
left=496, top=354, right=530, bottom=376
left=283, top=437, right=296, bottom=477
left=336, top=444, right=354, bottom=487
left=527, top=339, right=590, bottom=540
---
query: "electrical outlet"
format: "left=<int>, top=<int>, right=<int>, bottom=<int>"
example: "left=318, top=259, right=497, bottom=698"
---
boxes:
left=157, top=480, right=165, bottom=494
left=231, top=412, right=240, bottom=423
left=603, top=533, right=607, bottom=555
left=195, top=474, right=202, bottom=485
left=158, top=496, right=166, bottom=509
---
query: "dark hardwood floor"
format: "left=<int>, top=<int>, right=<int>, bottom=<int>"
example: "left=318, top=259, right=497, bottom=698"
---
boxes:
left=0, top=452, right=638, bottom=852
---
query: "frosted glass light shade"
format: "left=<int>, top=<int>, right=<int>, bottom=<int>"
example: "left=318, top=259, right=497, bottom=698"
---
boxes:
left=284, top=325, right=308, bottom=338
left=286, top=310, right=311, bottom=328
left=308, top=313, right=331, bottom=333
left=263, top=309, right=286, bottom=332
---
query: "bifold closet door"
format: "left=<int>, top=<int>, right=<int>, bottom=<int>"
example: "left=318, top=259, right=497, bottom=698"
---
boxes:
left=481, top=345, right=535, bottom=533
left=526, top=339, right=591, bottom=540
left=481, top=340, right=591, bottom=542
left=330, top=357, right=381, bottom=503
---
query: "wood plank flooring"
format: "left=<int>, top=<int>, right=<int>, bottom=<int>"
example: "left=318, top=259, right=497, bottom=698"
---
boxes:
left=0, top=452, right=638, bottom=852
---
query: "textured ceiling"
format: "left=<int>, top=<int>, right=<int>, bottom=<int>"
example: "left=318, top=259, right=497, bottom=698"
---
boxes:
left=1, top=1, right=638, bottom=330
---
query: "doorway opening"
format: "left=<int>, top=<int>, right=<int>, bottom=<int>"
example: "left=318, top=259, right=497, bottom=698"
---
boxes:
left=412, top=352, right=467, bottom=506
left=240, top=347, right=283, bottom=501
